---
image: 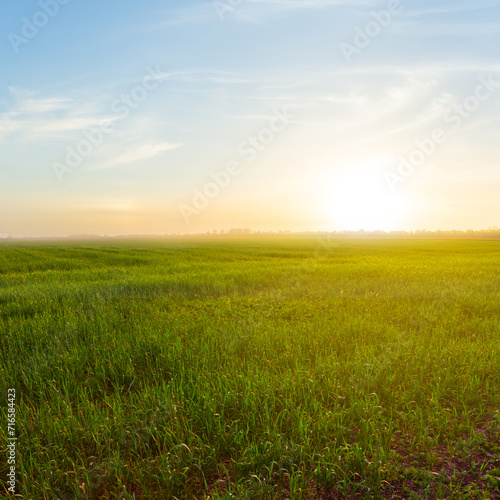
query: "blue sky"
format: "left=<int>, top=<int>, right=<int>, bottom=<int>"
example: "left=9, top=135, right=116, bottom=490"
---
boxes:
left=1, top=0, right=500, bottom=236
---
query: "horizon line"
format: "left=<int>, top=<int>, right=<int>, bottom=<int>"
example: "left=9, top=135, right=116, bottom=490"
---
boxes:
left=1, top=227, right=500, bottom=241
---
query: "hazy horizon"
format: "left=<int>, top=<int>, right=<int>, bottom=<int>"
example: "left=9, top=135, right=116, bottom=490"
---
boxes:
left=2, top=227, right=500, bottom=241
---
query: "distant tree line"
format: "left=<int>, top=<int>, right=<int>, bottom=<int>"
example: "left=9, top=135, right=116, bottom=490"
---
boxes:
left=188, top=228, right=500, bottom=239
left=2, top=227, right=500, bottom=240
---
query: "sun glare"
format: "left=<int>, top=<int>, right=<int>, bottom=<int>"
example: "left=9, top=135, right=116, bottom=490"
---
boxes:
left=325, top=162, right=411, bottom=231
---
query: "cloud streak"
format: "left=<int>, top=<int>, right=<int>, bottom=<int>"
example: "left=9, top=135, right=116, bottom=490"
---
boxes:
left=91, top=142, right=182, bottom=170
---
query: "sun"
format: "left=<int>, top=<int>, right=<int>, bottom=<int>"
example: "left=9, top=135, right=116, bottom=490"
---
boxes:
left=324, top=162, right=411, bottom=231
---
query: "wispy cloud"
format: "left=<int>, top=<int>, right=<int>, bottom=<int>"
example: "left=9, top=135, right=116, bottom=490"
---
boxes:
left=92, top=142, right=182, bottom=170
left=403, top=0, right=500, bottom=18
left=156, top=0, right=374, bottom=26
left=0, top=89, right=117, bottom=141
left=391, top=20, right=500, bottom=36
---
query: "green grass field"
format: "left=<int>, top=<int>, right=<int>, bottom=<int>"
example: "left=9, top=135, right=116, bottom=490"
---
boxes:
left=1, top=238, right=499, bottom=499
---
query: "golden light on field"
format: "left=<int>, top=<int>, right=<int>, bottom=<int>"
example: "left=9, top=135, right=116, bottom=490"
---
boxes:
left=324, top=162, right=412, bottom=231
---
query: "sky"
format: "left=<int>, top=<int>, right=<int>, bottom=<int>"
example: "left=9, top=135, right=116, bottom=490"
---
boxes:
left=1, top=0, right=500, bottom=237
